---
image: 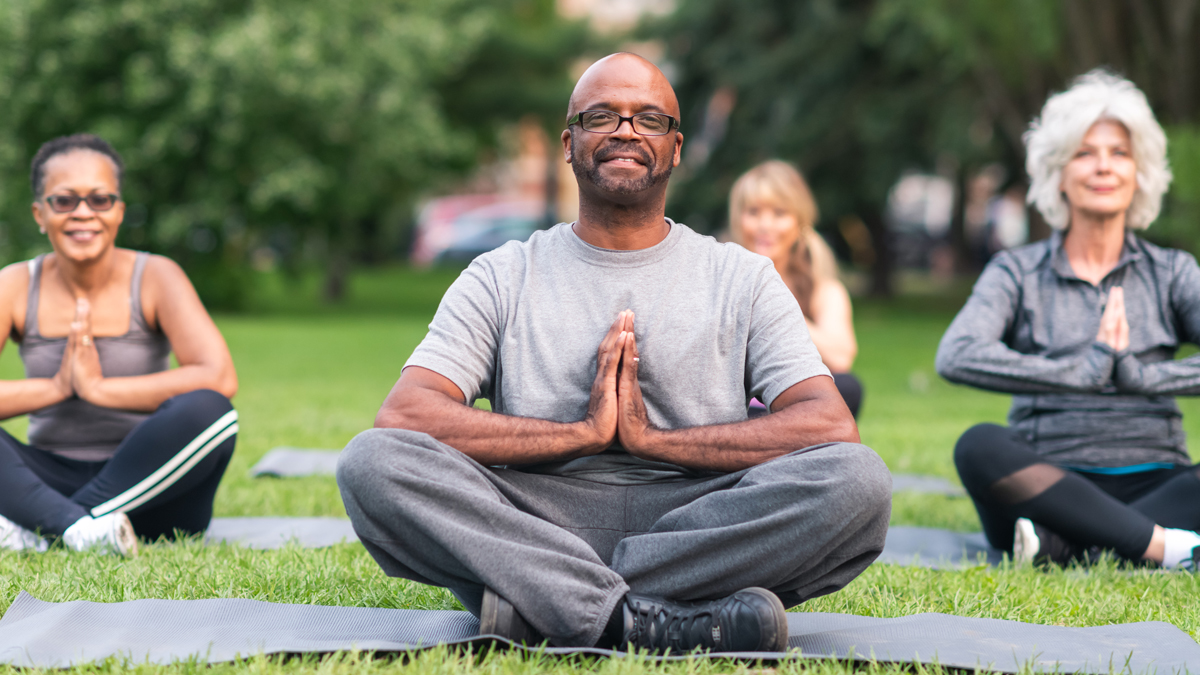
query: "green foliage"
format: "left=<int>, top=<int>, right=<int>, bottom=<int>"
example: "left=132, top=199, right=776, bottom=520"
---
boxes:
left=1153, top=126, right=1200, bottom=252
left=0, top=0, right=585, bottom=308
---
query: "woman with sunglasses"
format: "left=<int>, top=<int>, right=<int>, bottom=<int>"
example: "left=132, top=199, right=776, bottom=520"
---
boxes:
left=0, top=134, right=238, bottom=555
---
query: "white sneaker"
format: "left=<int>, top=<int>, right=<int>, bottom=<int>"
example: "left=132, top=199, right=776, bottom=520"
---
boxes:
left=0, top=514, right=49, bottom=552
left=1012, top=517, right=1039, bottom=564
left=62, top=513, right=138, bottom=556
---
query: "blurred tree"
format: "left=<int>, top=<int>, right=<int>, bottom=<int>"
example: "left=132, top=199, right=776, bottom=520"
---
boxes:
left=0, top=0, right=587, bottom=306
left=652, top=0, right=1200, bottom=293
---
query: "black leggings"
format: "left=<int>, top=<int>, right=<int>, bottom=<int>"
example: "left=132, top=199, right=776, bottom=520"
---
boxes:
left=955, top=423, right=1200, bottom=560
left=0, top=389, right=237, bottom=541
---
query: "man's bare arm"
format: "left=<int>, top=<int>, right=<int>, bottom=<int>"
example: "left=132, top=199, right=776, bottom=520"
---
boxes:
left=375, top=311, right=633, bottom=466
left=616, top=328, right=858, bottom=472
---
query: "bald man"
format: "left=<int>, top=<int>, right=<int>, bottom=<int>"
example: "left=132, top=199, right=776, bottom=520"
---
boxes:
left=337, top=53, right=891, bottom=653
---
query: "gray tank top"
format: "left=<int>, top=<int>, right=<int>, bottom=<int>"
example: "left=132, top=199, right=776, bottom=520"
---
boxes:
left=19, top=253, right=172, bottom=461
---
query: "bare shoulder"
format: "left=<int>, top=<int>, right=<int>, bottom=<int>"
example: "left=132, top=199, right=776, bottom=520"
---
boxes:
left=811, top=278, right=853, bottom=311
left=142, top=253, right=189, bottom=282
left=0, top=260, right=33, bottom=334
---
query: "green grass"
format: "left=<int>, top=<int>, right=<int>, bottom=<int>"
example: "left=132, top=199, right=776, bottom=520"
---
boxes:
left=2, top=266, right=1199, bottom=673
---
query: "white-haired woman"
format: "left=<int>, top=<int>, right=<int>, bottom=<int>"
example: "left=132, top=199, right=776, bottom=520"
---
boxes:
left=936, top=70, right=1200, bottom=569
left=729, top=161, right=862, bottom=417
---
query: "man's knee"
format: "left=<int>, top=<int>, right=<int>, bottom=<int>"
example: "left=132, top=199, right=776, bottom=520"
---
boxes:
left=774, top=442, right=891, bottom=525
left=336, top=428, right=440, bottom=498
left=823, top=443, right=892, bottom=522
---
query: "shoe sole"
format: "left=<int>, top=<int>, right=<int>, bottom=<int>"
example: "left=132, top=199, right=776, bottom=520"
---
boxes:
left=113, top=513, right=139, bottom=557
left=739, top=587, right=790, bottom=652
left=1012, top=518, right=1038, bottom=565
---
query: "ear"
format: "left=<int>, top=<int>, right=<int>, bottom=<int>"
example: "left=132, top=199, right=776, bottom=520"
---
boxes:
left=671, top=131, right=684, bottom=168
left=561, top=128, right=574, bottom=164
left=31, top=201, right=47, bottom=235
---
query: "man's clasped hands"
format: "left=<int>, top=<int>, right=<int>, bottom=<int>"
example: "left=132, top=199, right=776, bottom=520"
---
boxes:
left=582, top=309, right=660, bottom=456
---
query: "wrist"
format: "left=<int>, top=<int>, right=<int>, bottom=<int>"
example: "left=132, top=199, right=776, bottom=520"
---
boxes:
left=75, top=377, right=108, bottom=406
left=574, top=420, right=612, bottom=455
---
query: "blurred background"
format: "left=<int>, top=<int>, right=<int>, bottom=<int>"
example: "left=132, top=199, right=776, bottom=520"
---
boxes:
left=0, top=0, right=1198, bottom=307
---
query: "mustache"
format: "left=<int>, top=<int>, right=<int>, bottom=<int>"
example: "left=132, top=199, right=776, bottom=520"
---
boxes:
left=593, top=144, right=651, bottom=165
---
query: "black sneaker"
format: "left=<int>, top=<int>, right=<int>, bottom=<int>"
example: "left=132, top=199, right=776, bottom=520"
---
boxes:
left=618, top=587, right=789, bottom=653
left=479, top=587, right=545, bottom=645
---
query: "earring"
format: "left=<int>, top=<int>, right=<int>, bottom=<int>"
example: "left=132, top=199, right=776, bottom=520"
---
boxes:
left=39, top=228, right=45, bottom=234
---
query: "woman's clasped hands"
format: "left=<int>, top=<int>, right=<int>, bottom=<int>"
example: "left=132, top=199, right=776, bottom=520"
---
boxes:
left=1096, top=286, right=1130, bottom=353
left=51, top=297, right=107, bottom=404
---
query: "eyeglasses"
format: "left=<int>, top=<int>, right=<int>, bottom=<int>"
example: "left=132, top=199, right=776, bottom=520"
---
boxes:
left=568, top=110, right=680, bottom=136
left=43, top=193, right=121, bottom=213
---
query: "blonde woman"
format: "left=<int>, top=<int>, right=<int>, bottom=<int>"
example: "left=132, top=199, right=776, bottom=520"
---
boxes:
left=937, top=71, right=1200, bottom=570
left=729, top=160, right=861, bottom=417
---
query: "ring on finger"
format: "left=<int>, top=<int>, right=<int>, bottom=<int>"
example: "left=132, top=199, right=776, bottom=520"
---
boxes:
left=632, top=357, right=639, bottom=363
left=81, top=334, right=92, bottom=346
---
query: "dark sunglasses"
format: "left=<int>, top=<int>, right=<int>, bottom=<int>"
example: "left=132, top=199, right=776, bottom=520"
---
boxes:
left=43, top=193, right=121, bottom=213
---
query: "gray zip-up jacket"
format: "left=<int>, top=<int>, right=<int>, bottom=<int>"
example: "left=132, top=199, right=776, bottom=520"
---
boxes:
left=936, top=230, right=1200, bottom=468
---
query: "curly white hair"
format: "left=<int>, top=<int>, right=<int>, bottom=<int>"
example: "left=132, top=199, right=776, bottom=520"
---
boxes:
left=1024, top=69, right=1172, bottom=230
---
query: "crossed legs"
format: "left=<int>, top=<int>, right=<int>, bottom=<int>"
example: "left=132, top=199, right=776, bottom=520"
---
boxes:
left=955, top=423, right=1200, bottom=560
left=337, top=428, right=891, bottom=647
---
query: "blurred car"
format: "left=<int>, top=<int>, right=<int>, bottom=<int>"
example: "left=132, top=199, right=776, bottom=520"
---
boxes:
left=411, top=195, right=546, bottom=265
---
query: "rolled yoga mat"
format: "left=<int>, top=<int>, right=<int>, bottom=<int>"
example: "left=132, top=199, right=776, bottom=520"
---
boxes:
left=251, top=448, right=969, bottom=498
left=1, top=591, right=1196, bottom=671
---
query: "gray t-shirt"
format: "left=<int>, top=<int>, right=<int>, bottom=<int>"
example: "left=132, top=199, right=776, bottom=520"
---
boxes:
left=405, top=220, right=830, bottom=483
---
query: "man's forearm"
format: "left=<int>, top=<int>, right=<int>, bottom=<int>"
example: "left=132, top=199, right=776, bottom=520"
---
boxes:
left=375, top=388, right=605, bottom=466
left=627, top=399, right=859, bottom=472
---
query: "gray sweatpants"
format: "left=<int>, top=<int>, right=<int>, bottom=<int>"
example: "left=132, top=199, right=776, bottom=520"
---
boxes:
left=337, top=429, right=891, bottom=647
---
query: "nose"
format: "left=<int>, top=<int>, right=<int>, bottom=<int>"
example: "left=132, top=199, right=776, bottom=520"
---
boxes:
left=612, top=117, right=639, bottom=140
left=69, top=200, right=97, bottom=218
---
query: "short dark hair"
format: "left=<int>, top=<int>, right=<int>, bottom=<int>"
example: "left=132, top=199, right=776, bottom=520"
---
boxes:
left=30, top=134, right=124, bottom=198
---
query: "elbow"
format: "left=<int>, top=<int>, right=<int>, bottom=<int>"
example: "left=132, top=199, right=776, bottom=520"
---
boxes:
left=217, top=369, right=238, bottom=400
left=824, top=347, right=856, bottom=373
left=832, top=413, right=860, bottom=444
left=934, top=345, right=962, bottom=383
left=373, top=389, right=423, bottom=431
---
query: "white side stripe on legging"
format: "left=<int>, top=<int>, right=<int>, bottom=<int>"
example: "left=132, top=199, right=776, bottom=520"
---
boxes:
left=90, top=410, right=238, bottom=517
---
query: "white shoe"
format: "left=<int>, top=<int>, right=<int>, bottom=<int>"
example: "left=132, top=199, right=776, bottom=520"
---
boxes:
left=0, top=514, right=49, bottom=552
left=63, top=513, right=138, bottom=556
left=1012, top=517, right=1040, bottom=565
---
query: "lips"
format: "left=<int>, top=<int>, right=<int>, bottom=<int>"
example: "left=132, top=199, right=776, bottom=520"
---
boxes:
left=63, top=230, right=103, bottom=242
left=595, top=147, right=650, bottom=166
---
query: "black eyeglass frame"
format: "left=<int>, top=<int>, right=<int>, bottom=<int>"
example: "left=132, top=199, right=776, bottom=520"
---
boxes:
left=567, top=110, right=680, bottom=136
left=42, top=193, right=122, bottom=214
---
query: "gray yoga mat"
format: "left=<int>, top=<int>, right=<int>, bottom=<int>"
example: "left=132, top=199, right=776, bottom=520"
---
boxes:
left=2, top=591, right=1196, bottom=672
left=249, top=448, right=341, bottom=477
left=891, top=474, right=966, bottom=496
left=205, top=518, right=359, bottom=549
left=879, top=525, right=1003, bottom=568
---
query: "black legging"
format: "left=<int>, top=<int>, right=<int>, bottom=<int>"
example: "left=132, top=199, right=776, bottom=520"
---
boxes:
left=955, top=423, right=1200, bottom=560
left=749, top=372, right=863, bottom=419
left=0, top=389, right=237, bottom=541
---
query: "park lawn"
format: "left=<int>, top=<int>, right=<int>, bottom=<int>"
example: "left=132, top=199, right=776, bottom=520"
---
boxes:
left=2, top=266, right=1199, bottom=673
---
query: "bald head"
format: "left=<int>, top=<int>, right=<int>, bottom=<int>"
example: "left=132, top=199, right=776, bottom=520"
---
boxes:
left=567, top=53, right=680, bottom=121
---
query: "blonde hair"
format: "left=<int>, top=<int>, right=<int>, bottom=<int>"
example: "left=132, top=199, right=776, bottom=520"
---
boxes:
left=729, top=160, right=838, bottom=315
left=1025, top=69, right=1172, bottom=230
